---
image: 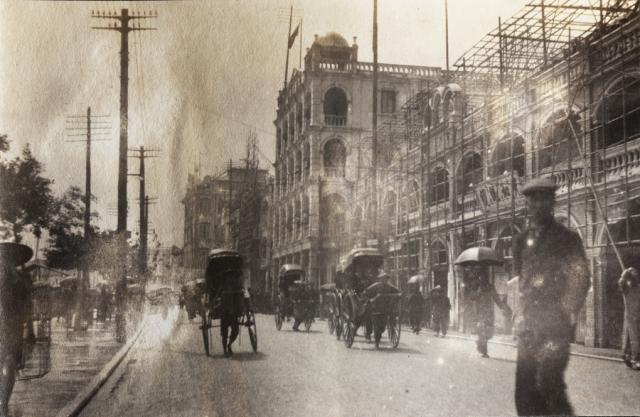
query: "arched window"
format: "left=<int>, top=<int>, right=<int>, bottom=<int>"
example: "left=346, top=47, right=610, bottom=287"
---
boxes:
left=383, top=191, right=397, bottom=234
left=431, top=167, right=449, bottom=204
left=491, top=135, right=525, bottom=178
left=458, top=152, right=483, bottom=195
left=407, top=181, right=419, bottom=213
left=431, top=94, right=441, bottom=125
left=283, top=120, right=288, bottom=147
left=323, top=139, right=346, bottom=177
left=287, top=202, right=294, bottom=241
left=324, top=87, right=348, bottom=126
left=537, top=109, right=580, bottom=171
left=352, top=205, right=363, bottom=235
left=294, top=199, right=301, bottom=239
left=431, top=241, right=448, bottom=267
left=430, top=240, right=449, bottom=292
left=303, top=142, right=310, bottom=175
left=442, top=92, right=452, bottom=122
left=296, top=150, right=303, bottom=182
left=289, top=156, right=295, bottom=186
left=602, top=76, right=640, bottom=147
left=301, top=195, right=309, bottom=236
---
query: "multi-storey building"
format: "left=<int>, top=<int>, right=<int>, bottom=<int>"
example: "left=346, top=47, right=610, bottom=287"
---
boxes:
left=353, top=1, right=640, bottom=349
left=228, top=163, right=272, bottom=301
left=272, top=32, right=441, bottom=290
left=182, top=163, right=273, bottom=291
left=182, top=173, right=230, bottom=278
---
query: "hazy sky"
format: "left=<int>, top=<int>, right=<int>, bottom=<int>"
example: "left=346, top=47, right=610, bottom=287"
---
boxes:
left=0, top=0, right=526, bottom=249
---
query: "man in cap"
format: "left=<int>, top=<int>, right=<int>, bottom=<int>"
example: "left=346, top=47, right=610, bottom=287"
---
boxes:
left=0, top=242, right=33, bottom=417
left=513, top=177, right=590, bottom=415
left=430, top=285, right=451, bottom=337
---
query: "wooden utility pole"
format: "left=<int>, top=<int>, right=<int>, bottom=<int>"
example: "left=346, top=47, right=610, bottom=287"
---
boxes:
left=65, top=107, right=111, bottom=329
left=92, top=8, right=157, bottom=342
left=129, top=146, right=159, bottom=277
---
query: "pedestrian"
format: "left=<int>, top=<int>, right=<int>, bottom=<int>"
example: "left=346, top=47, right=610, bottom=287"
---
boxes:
left=361, top=271, right=401, bottom=346
left=619, top=266, right=640, bottom=370
left=513, top=177, right=591, bottom=416
left=219, top=269, right=243, bottom=357
left=430, top=285, right=450, bottom=337
left=0, top=242, right=34, bottom=417
left=465, top=265, right=512, bottom=358
left=406, top=283, right=424, bottom=334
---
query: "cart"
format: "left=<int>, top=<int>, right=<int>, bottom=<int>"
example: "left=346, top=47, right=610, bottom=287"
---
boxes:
left=201, top=249, right=257, bottom=356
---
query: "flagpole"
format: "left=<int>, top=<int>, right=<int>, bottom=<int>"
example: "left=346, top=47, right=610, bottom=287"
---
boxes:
left=284, top=5, right=293, bottom=88
left=299, top=18, right=303, bottom=69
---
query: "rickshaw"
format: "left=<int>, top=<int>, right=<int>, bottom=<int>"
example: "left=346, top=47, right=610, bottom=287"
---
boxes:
left=147, top=286, right=174, bottom=319
left=320, top=283, right=338, bottom=335
left=275, top=264, right=315, bottom=331
left=340, top=248, right=402, bottom=349
left=291, top=279, right=316, bottom=332
left=201, top=249, right=257, bottom=356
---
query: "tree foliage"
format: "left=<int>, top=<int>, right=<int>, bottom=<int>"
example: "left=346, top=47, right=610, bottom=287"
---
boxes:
left=45, top=186, right=95, bottom=270
left=0, top=140, right=55, bottom=242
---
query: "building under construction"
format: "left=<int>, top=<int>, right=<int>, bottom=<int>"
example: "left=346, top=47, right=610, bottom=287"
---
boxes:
left=351, top=0, right=640, bottom=349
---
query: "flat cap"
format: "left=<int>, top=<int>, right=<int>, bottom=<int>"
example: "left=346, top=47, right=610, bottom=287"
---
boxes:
left=520, top=176, right=558, bottom=196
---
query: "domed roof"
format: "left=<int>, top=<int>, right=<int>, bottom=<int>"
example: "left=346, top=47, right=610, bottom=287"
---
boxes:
left=316, top=32, right=349, bottom=48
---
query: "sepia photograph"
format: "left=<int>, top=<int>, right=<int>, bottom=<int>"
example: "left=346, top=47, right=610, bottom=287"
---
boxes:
left=1, top=1, right=640, bottom=416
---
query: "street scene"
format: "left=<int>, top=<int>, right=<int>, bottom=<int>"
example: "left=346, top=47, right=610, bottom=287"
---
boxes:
left=1, top=0, right=640, bottom=416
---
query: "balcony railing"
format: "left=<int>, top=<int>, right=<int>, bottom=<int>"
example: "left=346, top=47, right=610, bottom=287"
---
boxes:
left=601, top=138, right=640, bottom=181
left=324, top=115, right=347, bottom=126
left=323, top=167, right=346, bottom=178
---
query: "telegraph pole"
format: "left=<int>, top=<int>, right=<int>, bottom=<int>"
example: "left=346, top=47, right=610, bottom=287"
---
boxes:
left=129, top=146, right=159, bottom=278
left=65, top=107, right=111, bottom=329
left=92, top=8, right=157, bottom=342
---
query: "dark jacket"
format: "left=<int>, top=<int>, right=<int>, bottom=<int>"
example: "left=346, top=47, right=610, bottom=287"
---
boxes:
left=513, top=219, right=590, bottom=335
left=0, top=264, right=31, bottom=355
left=468, top=279, right=511, bottom=329
left=430, top=290, right=451, bottom=318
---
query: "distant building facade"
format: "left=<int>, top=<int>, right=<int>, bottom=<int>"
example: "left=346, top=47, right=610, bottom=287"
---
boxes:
left=272, top=32, right=441, bottom=292
left=353, top=9, right=640, bottom=349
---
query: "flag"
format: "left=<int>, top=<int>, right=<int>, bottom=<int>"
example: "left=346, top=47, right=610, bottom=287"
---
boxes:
left=288, top=23, right=299, bottom=49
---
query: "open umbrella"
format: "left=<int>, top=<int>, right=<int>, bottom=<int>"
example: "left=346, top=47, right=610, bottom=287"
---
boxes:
left=407, top=274, right=425, bottom=285
left=454, top=246, right=503, bottom=267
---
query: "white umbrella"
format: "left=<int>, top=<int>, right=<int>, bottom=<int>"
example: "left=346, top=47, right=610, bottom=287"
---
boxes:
left=454, top=246, right=503, bottom=267
left=407, top=274, right=425, bottom=285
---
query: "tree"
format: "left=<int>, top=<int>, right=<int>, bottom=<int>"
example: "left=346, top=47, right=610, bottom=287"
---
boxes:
left=45, top=186, right=96, bottom=270
left=0, top=134, right=9, bottom=153
left=0, top=142, right=55, bottom=242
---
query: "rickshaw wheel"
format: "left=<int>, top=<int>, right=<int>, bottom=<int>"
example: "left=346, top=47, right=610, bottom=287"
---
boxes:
left=335, top=315, right=343, bottom=340
left=274, top=306, right=283, bottom=331
left=201, top=311, right=212, bottom=356
left=387, top=315, right=401, bottom=349
left=247, top=311, right=258, bottom=352
left=344, top=322, right=355, bottom=348
left=328, top=315, right=336, bottom=335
